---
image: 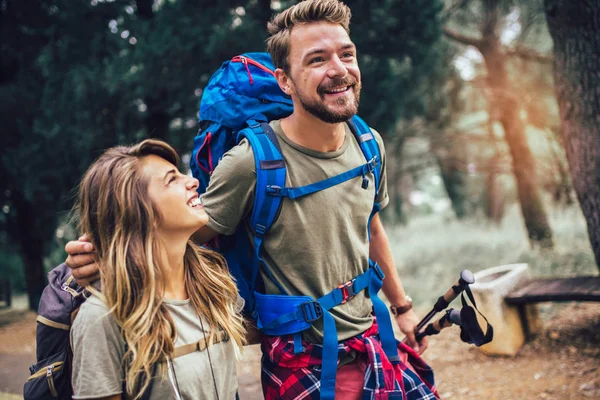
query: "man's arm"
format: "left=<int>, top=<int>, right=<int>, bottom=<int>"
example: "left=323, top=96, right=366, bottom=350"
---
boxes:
left=67, top=226, right=219, bottom=283
left=369, top=213, right=428, bottom=354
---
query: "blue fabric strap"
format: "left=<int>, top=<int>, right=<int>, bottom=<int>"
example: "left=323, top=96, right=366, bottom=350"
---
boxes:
left=367, top=261, right=400, bottom=364
left=238, top=126, right=288, bottom=296
left=349, top=115, right=381, bottom=196
left=265, top=157, right=379, bottom=199
left=320, top=310, right=338, bottom=400
left=293, top=333, right=304, bottom=354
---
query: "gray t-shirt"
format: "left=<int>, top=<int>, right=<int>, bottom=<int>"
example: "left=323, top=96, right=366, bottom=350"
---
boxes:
left=71, top=295, right=239, bottom=400
left=201, top=119, right=388, bottom=344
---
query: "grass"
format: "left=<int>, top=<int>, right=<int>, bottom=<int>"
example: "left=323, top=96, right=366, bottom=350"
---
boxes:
left=387, top=203, right=599, bottom=310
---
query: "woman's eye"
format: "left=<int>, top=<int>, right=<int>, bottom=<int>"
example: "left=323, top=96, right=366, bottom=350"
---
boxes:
left=168, top=176, right=176, bottom=184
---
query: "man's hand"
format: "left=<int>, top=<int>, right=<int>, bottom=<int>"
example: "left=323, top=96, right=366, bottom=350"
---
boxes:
left=396, top=309, right=428, bottom=355
left=65, top=234, right=100, bottom=285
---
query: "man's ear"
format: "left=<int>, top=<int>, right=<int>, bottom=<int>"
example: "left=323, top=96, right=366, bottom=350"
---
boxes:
left=274, top=68, right=293, bottom=96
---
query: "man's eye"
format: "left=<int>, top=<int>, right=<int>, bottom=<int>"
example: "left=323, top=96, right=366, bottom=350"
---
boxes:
left=309, top=57, right=324, bottom=64
left=342, top=52, right=354, bottom=59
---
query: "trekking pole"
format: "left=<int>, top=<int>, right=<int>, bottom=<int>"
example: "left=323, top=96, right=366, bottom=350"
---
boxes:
left=415, top=308, right=462, bottom=342
left=415, top=269, right=474, bottom=332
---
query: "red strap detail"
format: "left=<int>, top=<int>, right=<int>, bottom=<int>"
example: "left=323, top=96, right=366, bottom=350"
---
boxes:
left=196, top=131, right=213, bottom=174
left=243, top=60, right=254, bottom=84
left=231, top=55, right=275, bottom=82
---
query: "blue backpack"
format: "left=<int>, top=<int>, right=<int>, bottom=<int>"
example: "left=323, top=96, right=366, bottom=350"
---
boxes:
left=191, top=52, right=398, bottom=400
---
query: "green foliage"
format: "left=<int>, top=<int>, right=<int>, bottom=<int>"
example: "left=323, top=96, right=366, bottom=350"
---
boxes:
left=1, top=0, right=453, bottom=302
left=347, top=0, right=447, bottom=135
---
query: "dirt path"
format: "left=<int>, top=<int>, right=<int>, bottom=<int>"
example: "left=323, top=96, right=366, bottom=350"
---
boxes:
left=1, top=303, right=598, bottom=399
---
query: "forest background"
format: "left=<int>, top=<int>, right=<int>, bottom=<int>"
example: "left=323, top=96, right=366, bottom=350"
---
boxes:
left=1, top=0, right=600, bottom=314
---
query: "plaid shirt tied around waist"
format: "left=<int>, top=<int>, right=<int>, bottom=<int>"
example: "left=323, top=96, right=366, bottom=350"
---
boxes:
left=261, top=322, right=440, bottom=400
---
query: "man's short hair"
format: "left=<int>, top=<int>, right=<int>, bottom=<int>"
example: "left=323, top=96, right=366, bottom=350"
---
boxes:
left=267, top=0, right=352, bottom=73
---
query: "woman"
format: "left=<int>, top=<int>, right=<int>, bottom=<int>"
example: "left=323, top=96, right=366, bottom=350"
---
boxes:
left=70, top=139, right=245, bottom=399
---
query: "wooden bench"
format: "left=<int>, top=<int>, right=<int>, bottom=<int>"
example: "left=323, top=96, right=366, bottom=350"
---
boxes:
left=505, top=275, right=600, bottom=336
left=0, top=279, right=11, bottom=308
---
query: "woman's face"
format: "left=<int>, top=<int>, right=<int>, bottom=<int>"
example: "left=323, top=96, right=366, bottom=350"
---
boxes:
left=143, top=154, right=208, bottom=238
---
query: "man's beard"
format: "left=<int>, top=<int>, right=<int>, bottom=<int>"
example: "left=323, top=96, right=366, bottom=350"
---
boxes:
left=293, top=77, right=361, bottom=124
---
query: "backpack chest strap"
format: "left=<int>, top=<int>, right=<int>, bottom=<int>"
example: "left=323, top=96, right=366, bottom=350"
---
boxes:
left=265, top=155, right=380, bottom=200
left=158, top=330, right=230, bottom=362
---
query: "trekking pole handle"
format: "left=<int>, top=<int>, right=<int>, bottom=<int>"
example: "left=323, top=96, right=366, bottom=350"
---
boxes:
left=416, top=308, right=462, bottom=342
left=416, top=270, right=474, bottom=332
left=440, top=269, right=475, bottom=306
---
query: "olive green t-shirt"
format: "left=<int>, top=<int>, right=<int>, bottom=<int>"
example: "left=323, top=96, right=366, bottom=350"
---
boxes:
left=201, top=119, right=388, bottom=344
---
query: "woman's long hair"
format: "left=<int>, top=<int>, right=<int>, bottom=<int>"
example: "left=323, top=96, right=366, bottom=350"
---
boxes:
left=76, top=139, right=245, bottom=398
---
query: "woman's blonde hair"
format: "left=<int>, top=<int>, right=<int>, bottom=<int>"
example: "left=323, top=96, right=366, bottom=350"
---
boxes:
left=267, top=0, right=352, bottom=73
left=76, top=139, right=245, bottom=398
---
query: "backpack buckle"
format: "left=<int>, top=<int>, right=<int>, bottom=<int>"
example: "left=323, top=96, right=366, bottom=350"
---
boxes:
left=367, top=156, right=379, bottom=172
left=300, top=301, right=323, bottom=323
left=372, top=263, right=385, bottom=280
left=266, top=185, right=282, bottom=196
left=337, top=279, right=356, bottom=304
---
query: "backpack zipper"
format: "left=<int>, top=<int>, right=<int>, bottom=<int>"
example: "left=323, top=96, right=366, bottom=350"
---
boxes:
left=231, top=55, right=275, bottom=84
left=46, top=364, right=58, bottom=397
left=28, top=361, right=64, bottom=380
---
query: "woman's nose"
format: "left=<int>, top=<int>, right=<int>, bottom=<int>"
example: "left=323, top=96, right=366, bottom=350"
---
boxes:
left=186, top=176, right=199, bottom=191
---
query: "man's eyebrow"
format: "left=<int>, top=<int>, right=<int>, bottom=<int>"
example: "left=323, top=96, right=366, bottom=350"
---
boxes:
left=303, top=48, right=326, bottom=61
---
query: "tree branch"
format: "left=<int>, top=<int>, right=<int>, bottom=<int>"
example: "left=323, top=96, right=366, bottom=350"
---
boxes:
left=507, top=47, right=553, bottom=64
left=443, top=27, right=484, bottom=50
left=441, top=0, right=472, bottom=24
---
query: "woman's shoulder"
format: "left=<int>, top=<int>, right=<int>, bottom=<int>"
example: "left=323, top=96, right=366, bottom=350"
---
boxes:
left=72, top=294, right=120, bottom=339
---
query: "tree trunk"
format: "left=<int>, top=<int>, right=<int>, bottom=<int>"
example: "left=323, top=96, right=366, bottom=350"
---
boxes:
left=444, top=0, right=554, bottom=246
left=13, top=192, right=47, bottom=310
left=545, top=0, right=600, bottom=270
left=436, top=151, right=469, bottom=219
left=480, top=27, right=553, bottom=247
left=488, top=57, right=553, bottom=246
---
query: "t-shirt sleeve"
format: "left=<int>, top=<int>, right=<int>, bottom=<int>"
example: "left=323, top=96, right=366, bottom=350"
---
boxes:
left=201, top=139, right=256, bottom=235
left=70, top=297, right=125, bottom=399
left=371, top=128, right=389, bottom=210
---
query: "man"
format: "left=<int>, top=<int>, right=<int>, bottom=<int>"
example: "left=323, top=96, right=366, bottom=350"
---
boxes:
left=65, top=1, right=438, bottom=398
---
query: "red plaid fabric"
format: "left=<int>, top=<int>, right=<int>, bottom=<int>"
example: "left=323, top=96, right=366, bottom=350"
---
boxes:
left=261, top=322, right=440, bottom=400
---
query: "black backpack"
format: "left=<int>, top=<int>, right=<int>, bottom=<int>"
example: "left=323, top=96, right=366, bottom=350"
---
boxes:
left=24, top=263, right=85, bottom=399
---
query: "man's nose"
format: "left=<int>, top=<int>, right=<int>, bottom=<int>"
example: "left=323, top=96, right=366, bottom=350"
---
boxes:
left=326, top=55, right=348, bottom=78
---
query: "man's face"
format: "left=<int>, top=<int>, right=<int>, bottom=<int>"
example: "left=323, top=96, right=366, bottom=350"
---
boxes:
left=284, top=21, right=361, bottom=124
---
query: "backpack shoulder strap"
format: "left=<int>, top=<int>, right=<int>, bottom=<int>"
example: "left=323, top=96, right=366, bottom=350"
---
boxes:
left=236, top=120, right=288, bottom=296
left=347, top=115, right=382, bottom=197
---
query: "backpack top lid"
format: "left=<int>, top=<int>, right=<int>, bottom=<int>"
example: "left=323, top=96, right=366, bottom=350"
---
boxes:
left=37, top=263, right=85, bottom=326
left=199, top=52, right=293, bottom=130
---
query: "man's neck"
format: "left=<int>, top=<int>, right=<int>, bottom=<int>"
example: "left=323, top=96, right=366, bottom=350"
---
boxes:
left=280, top=110, right=347, bottom=153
